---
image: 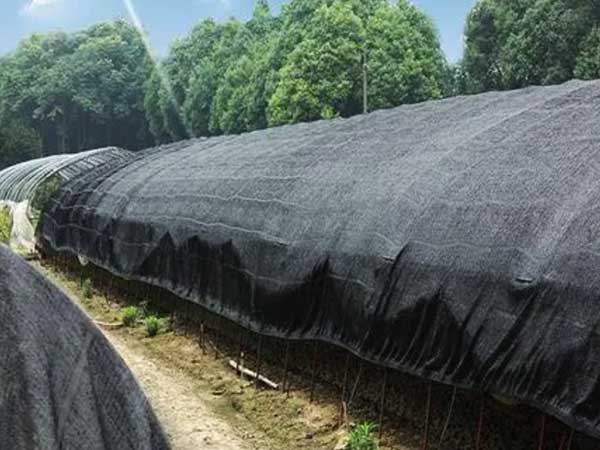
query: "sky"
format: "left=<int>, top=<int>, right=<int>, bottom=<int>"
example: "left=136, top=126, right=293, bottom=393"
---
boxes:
left=0, top=0, right=476, bottom=62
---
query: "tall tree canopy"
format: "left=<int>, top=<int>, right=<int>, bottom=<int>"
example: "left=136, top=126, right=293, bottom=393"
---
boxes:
left=463, top=0, right=600, bottom=93
left=0, top=20, right=152, bottom=156
left=148, top=0, right=447, bottom=139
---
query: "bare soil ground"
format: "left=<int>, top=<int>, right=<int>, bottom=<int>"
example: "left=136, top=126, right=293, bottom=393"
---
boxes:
left=34, top=261, right=354, bottom=450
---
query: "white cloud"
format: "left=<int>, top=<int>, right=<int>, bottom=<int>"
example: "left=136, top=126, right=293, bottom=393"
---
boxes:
left=20, top=0, right=62, bottom=16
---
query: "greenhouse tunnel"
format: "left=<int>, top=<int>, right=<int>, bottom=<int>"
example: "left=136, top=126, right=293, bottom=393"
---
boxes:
left=40, top=79, right=600, bottom=441
left=0, top=245, right=170, bottom=449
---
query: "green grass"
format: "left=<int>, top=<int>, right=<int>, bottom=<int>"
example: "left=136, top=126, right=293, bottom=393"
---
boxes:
left=0, top=206, right=12, bottom=245
left=347, top=422, right=379, bottom=450
left=81, top=278, right=93, bottom=299
left=120, top=306, right=142, bottom=327
left=143, top=315, right=161, bottom=337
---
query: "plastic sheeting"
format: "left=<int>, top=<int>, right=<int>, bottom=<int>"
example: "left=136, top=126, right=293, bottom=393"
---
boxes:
left=0, top=147, right=132, bottom=203
left=0, top=246, right=170, bottom=450
left=41, top=80, right=600, bottom=438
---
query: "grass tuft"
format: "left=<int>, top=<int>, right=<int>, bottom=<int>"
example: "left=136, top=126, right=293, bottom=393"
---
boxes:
left=347, top=422, right=379, bottom=450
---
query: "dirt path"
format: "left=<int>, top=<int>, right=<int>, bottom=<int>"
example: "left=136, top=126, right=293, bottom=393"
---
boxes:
left=36, top=263, right=253, bottom=450
left=106, top=331, right=250, bottom=450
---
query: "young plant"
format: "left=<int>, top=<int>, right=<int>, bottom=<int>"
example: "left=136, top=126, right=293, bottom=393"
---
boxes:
left=347, top=422, right=379, bottom=450
left=81, top=278, right=93, bottom=299
left=143, top=316, right=161, bottom=337
left=121, top=306, right=141, bottom=327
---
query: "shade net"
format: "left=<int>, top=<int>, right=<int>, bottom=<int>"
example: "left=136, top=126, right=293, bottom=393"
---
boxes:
left=41, top=79, right=600, bottom=439
left=0, top=246, right=170, bottom=450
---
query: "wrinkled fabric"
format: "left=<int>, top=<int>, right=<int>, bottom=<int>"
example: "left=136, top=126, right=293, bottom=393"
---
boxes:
left=0, top=246, right=170, bottom=450
left=42, top=80, right=600, bottom=439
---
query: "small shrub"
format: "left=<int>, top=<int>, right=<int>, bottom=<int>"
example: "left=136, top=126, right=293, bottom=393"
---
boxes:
left=143, top=315, right=160, bottom=337
left=81, top=278, right=93, bottom=299
left=347, top=422, right=379, bottom=450
left=31, top=175, right=61, bottom=213
left=121, top=306, right=141, bottom=327
left=0, top=206, right=12, bottom=245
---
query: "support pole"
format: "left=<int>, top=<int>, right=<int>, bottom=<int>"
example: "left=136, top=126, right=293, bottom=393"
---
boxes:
left=378, top=368, right=388, bottom=440
left=237, top=329, right=244, bottom=378
left=421, top=382, right=432, bottom=450
left=214, top=315, right=220, bottom=360
left=537, top=414, right=547, bottom=450
left=309, top=341, right=319, bottom=402
left=475, top=396, right=485, bottom=450
left=566, top=428, right=574, bottom=450
left=438, top=386, right=458, bottom=449
left=282, top=341, right=291, bottom=394
left=255, top=334, right=263, bottom=389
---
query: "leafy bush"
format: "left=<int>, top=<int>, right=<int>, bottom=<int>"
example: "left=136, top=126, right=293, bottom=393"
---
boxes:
left=347, top=422, right=378, bottom=450
left=121, top=306, right=141, bottom=327
left=143, top=316, right=160, bottom=337
left=0, top=206, right=12, bottom=245
left=81, top=278, right=93, bottom=299
left=31, top=175, right=61, bottom=213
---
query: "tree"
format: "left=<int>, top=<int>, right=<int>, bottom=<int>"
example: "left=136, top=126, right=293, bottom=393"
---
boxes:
left=0, top=21, right=153, bottom=155
left=575, top=26, right=600, bottom=79
left=463, top=0, right=600, bottom=93
left=268, top=1, right=366, bottom=125
left=0, top=119, right=41, bottom=170
left=365, top=1, right=446, bottom=110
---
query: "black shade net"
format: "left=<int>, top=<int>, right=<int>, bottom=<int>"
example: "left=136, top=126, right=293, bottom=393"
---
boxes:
left=41, top=79, right=600, bottom=439
left=0, top=246, right=170, bottom=450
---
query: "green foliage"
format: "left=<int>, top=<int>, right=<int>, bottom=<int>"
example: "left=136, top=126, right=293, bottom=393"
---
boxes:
left=82, top=278, right=93, bottom=299
left=0, top=20, right=152, bottom=157
left=146, top=0, right=446, bottom=139
left=120, top=306, right=142, bottom=327
left=0, top=118, right=41, bottom=171
left=31, top=175, right=61, bottom=213
left=0, top=207, right=13, bottom=245
left=268, top=1, right=365, bottom=125
left=347, top=422, right=379, bottom=450
left=143, top=315, right=161, bottom=337
left=575, top=26, right=600, bottom=79
left=463, top=0, right=600, bottom=93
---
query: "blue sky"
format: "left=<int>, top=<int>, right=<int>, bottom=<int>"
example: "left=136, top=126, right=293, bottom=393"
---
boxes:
left=1, top=0, right=476, bottom=62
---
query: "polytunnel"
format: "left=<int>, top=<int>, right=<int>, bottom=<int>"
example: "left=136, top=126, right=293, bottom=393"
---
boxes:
left=0, top=147, right=133, bottom=202
left=40, top=79, right=600, bottom=440
left=0, top=246, right=170, bottom=450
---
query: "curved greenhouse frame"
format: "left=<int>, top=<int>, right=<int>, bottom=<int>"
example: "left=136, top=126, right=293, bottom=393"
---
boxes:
left=0, top=147, right=132, bottom=202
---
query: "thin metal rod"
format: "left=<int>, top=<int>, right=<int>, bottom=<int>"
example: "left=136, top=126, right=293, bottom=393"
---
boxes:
left=537, top=414, right=547, bottom=450
left=557, top=431, right=568, bottom=450
left=475, top=396, right=485, bottom=450
left=282, top=341, right=291, bottom=393
left=347, top=361, right=364, bottom=409
left=378, top=368, right=388, bottom=440
left=309, top=341, right=319, bottom=402
left=255, top=334, right=263, bottom=389
left=236, top=329, right=244, bottom=375
left=200, top=323, right=206, bottom=355
left=214, top=315, right=220, bottom=360
left=341, top=353, right=351, bottom=402
left=566, top=428, right=574, bottom=450
left=438, top=386, right=458, bottom=448
left=421, top=382, right=432, bottom=450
